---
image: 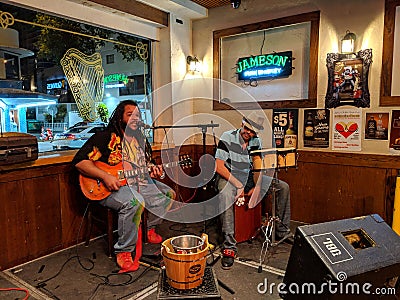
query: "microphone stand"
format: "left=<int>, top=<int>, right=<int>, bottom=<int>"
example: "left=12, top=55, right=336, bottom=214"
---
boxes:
left=152, top=123, right=219, bottom=233
left=151, top=123, right=219, bottom=163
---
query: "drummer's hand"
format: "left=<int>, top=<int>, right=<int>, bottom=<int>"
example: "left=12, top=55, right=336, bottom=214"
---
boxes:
left=235, top=186, right=245, bottom=206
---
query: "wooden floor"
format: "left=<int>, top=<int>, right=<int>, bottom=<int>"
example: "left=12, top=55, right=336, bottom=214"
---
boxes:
left=0, top=221, right=293, bottom=300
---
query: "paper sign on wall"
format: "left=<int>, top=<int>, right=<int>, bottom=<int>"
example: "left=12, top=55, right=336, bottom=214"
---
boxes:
left=332, top=108, right=362, bottom=151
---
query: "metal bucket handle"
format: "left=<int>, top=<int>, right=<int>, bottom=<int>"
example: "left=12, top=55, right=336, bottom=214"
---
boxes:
left=200, top=233, right=215, bottom=251
left=162, top=233, right=214, bottom=253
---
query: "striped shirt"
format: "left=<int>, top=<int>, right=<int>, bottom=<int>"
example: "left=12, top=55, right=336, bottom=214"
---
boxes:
left=215, top=129, right=261, bottom=184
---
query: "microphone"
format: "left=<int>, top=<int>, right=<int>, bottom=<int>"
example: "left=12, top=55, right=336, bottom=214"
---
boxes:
left=137, top=120, right=152, bottom=129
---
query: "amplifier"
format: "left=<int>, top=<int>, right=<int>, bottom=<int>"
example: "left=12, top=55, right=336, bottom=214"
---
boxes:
left=282, top=214, right=400, bottom=299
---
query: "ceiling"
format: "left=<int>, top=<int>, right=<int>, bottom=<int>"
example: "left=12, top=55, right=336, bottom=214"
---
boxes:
left=190, top=0, right=231, bottom=9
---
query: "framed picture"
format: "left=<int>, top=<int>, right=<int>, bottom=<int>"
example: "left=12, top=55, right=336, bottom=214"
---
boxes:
left=380, top=0, right=400, bottom=106
left=213, top=11, right=320, bottom=110
left=325, top=49, right=372, bottom=108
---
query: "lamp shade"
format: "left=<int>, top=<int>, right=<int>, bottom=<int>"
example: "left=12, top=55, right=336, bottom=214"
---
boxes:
left=187, top=55, right=201, bottom=72
left=341, top=30, right=356, bottom=53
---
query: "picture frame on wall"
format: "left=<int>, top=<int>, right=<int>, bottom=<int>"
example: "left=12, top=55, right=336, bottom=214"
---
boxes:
left=325, top=49, right=372, bottom=108
left=380, top=0, right=400, bottom=106
left=212, top=11, right=320, bottom=110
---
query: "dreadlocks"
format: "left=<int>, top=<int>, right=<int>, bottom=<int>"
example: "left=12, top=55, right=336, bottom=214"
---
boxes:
left=107, top=100, right=152, bottom=162
left=107, top=100, right=136, bottom=137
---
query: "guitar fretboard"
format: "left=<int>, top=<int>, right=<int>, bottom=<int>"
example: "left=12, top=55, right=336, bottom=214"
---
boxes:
left=123, top=159, right=190, bottom=179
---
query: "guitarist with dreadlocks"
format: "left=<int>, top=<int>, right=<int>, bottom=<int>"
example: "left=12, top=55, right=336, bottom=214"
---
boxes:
left=73, top=100, right=175, bottom=273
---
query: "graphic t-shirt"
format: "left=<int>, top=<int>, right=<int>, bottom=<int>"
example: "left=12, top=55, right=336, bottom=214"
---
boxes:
left=72, top=128, right=149, bottom=184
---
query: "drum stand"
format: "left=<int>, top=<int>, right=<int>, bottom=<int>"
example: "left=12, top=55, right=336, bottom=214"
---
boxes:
left=250, top=167, right=292, bottom=246
left=269, top=169, right=293, bottom=246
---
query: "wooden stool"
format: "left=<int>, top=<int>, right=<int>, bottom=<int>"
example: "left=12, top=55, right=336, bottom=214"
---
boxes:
left=84, top=202, right=148, bottom=257
left=84, top=202, right=115, bottom=257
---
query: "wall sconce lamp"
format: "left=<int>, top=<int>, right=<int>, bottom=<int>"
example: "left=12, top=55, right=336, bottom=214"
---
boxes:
left=187, top=55, right=201, bottom=73
left=341, top=30, right=356, bottom=53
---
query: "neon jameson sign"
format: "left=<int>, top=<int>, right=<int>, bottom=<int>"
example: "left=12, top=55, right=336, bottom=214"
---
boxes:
left=236, top=51, right=293, bottom=81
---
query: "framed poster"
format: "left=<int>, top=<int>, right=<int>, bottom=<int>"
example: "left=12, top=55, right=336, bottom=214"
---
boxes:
left=390, top=110, right=400, bottom=150
left=213, top=11, right=320, bottom=110
left=380, top=0, right=400, bottom=106
left=332, top=108, right=362, bottom=151
left=325, top=49, right=372, bottom=108
left=365, top=113, right=389, bottom=140
left=303, top=109, right=330, bottom=148
left=272, top=109, right=299, bottom=148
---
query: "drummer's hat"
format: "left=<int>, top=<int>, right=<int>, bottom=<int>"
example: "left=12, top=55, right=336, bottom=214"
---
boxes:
left=242, top=111, right=265, bottom=134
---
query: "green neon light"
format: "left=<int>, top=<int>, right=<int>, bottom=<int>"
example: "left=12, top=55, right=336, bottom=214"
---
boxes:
left=104, top=74, right=129, bottom=84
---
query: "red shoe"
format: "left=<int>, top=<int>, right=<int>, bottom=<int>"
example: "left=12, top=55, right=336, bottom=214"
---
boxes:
left=147, top=228, right=163, bottom=244
left=116, top=252, right=139, bottom=273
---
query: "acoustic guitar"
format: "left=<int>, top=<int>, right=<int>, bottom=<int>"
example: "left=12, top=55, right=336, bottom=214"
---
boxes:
left=79, top=155, right=192, bottom=201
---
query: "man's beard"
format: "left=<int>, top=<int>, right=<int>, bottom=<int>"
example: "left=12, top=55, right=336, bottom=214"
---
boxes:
left=124, top=123, right=138, bottom=137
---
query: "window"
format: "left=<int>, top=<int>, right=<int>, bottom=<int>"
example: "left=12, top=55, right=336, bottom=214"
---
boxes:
left=0, top=2, right=153, bottom=152
left=119, top=75, right=145, bottom=95
left=106, top=54, right=115, bottom=64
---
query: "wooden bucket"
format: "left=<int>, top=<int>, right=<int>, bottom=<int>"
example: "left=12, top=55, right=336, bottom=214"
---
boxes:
left=161, top=233, right=210, bottom=290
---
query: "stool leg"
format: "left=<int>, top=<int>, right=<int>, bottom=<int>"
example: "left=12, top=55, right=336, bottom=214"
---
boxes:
left=133, top=225, right=142, bottom=262
left=107, top=209, right=114, bottom=258
left=142, top=209, right=148, bottom=243
left=85, top=207, right=93, bottom=247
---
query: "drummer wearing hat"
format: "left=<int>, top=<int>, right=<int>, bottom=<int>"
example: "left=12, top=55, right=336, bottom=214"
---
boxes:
left=214, top=111, right=291, bottom=269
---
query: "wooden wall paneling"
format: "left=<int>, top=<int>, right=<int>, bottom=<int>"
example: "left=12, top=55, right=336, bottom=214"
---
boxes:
left=297, top=150, right=400, bottom=169
left=385, top=168, right=398, bottom=226
left=59, top=165, right=88, bottom=247
left=0, top=181, right=25, bottom=270
left=88, top=0, right=169, bottom=27
left=23, top=176, right=62, bottom=258
left=279, top=152, right=389, bottom=224
left=0, top=174, right=62, bottom=269
left=182, top=148, right=397, bottom=225
left=0, top=165, right=67, bottom=183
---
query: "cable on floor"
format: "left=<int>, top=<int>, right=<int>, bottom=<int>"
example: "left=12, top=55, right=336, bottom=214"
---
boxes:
left=117, top=279, right=158, bottom=300
left=88, top=265, right=153, bottom=300
left=34, top=203, right=95, bottom=299
left=0, top=287, right=30, bottom=300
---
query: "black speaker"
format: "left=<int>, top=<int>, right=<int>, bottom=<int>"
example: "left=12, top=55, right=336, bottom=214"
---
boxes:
left=282, top=214, right=400, bottom=299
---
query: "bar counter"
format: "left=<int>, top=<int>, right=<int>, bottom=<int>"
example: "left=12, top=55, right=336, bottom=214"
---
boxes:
left=0, top=150, right=76, bottom=172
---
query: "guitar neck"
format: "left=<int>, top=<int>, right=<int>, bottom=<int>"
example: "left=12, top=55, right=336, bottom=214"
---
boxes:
left=123, top=160, right=182, bottom=179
